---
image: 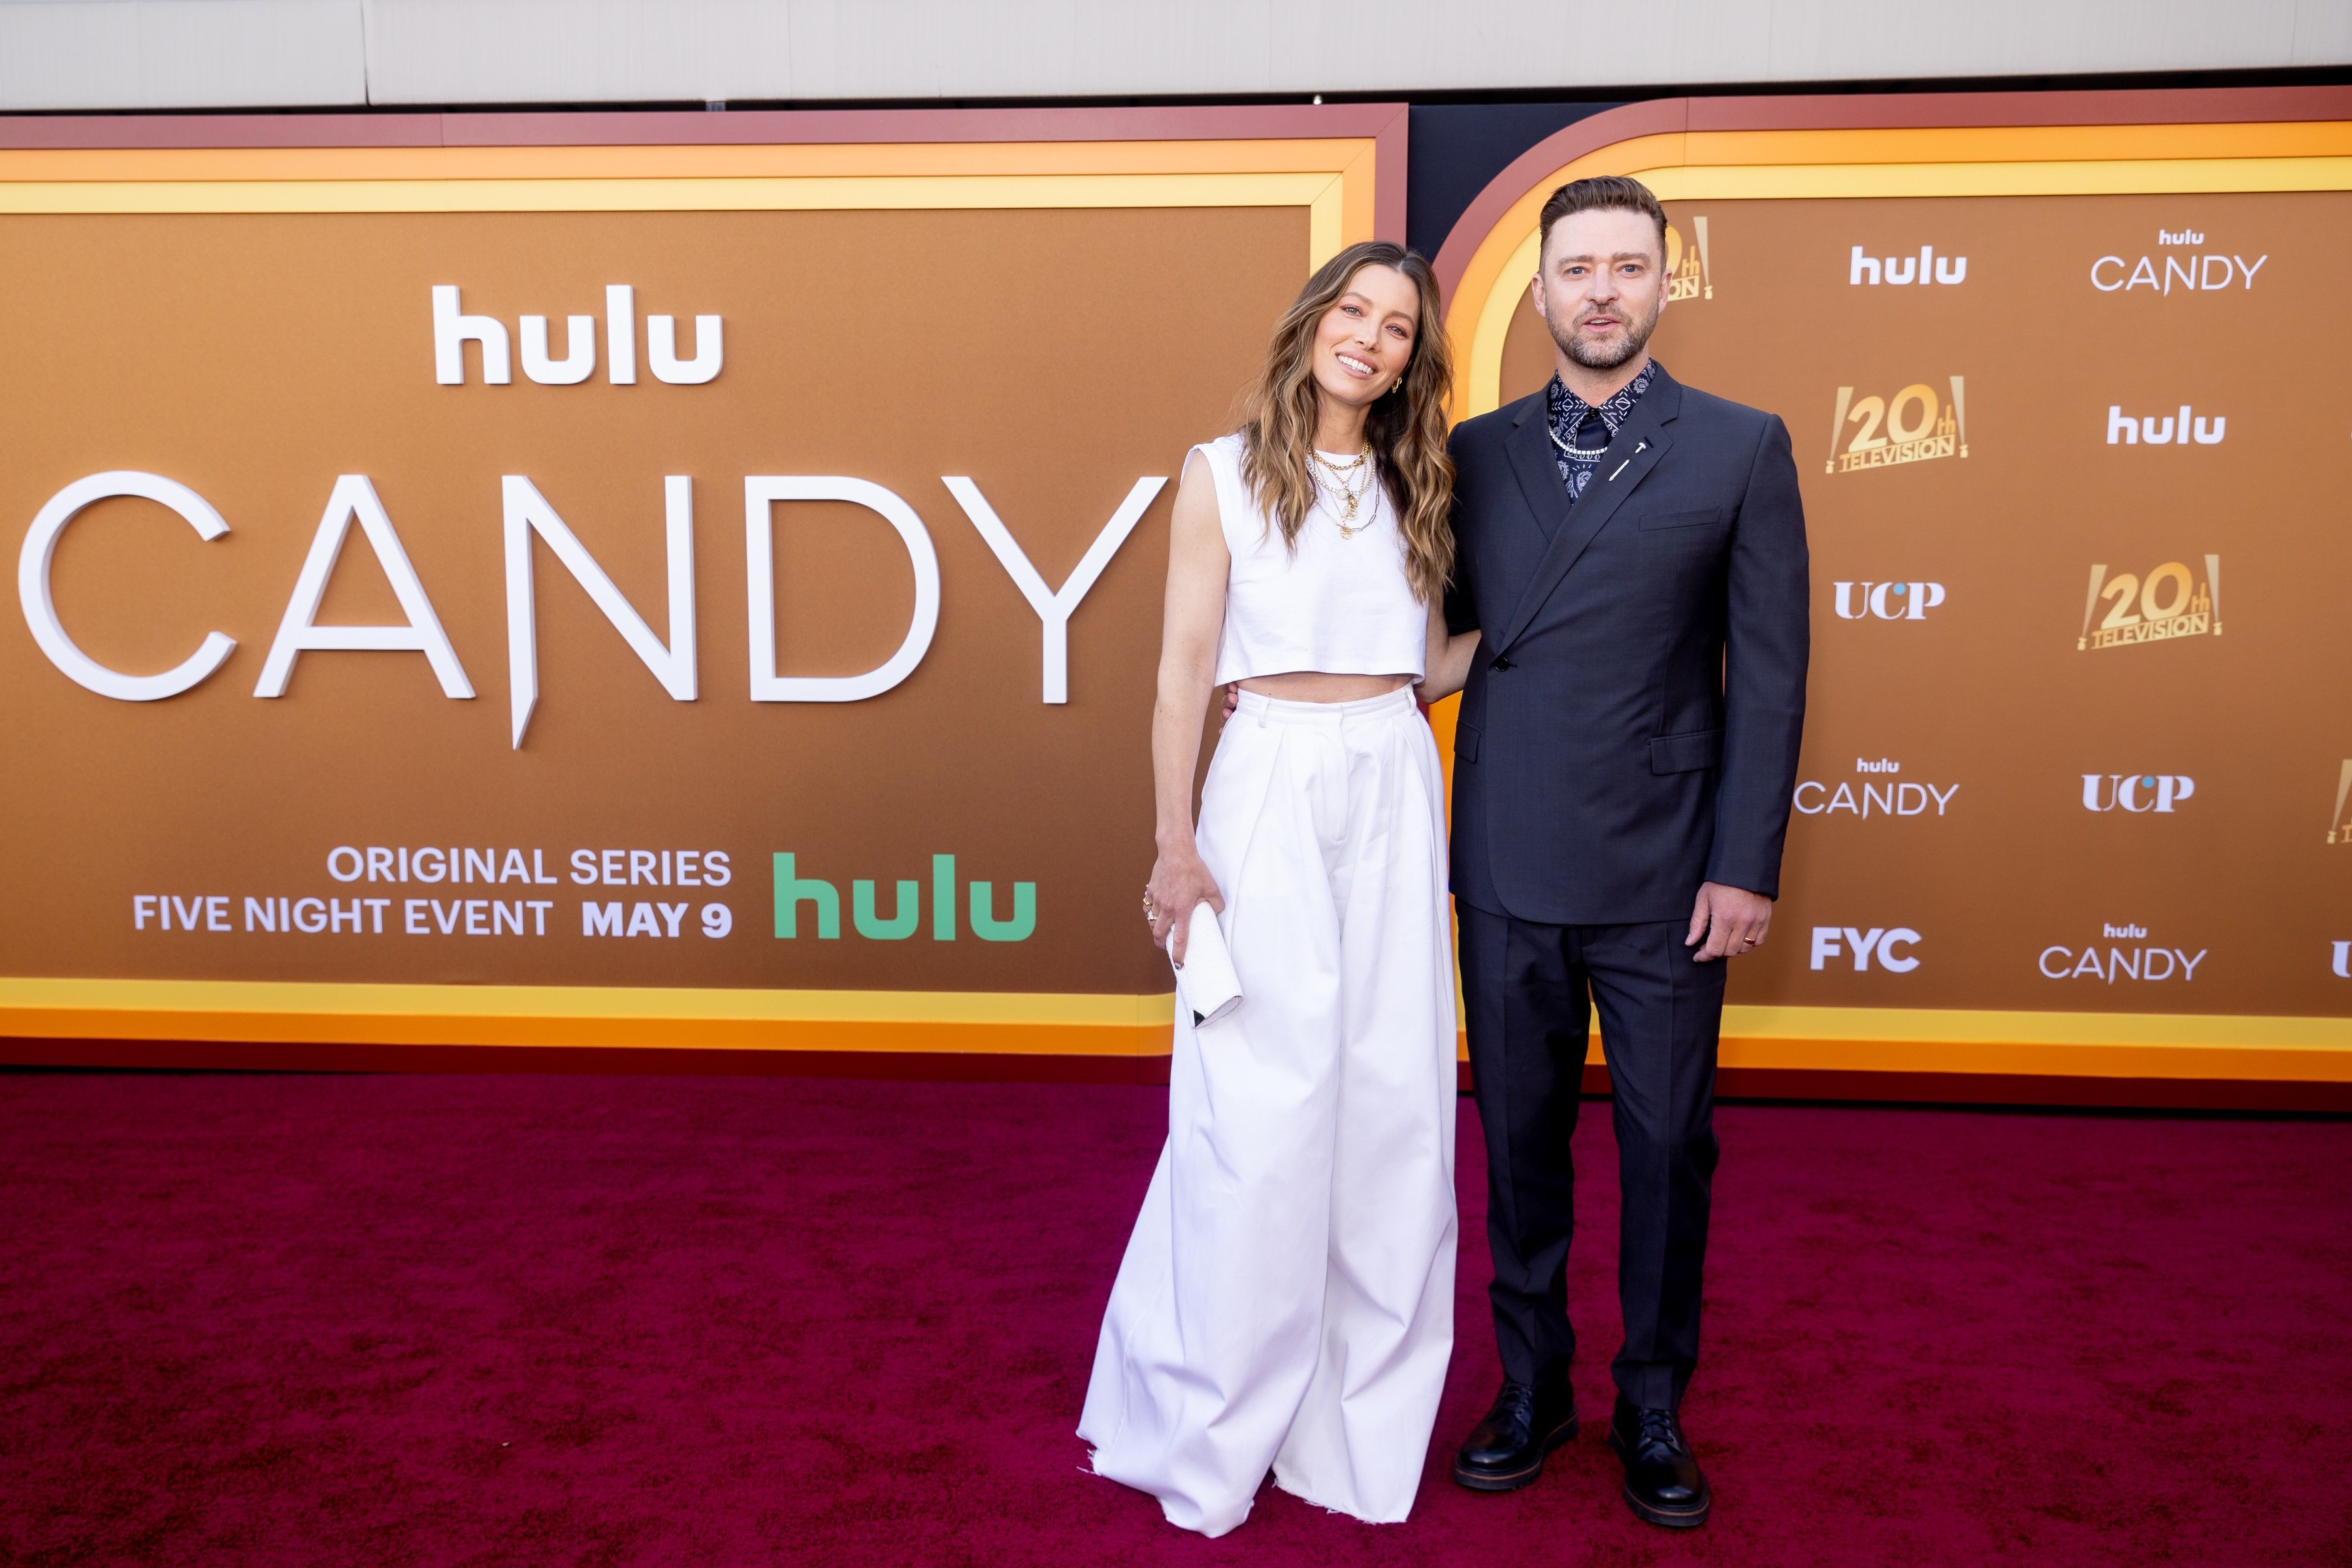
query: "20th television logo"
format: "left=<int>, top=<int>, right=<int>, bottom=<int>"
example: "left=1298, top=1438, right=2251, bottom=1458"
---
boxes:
left=2076, top=557, right=2222, bottom=651
left=1665, top=218, right=1711, bottom=302
left=1825, top=378, right=1967, bottom=474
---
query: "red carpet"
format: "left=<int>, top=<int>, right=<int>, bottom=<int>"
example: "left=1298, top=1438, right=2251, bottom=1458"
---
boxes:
left=0, top=1071, right=2345, bottom=1565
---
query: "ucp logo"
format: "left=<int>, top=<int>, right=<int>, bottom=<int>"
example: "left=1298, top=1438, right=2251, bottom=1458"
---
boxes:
left=2082, top=775, right=2195, bottom=813
left=1833, top=581, right=1944, bottom=621
left=1810, top=926, right=1920, bottom=972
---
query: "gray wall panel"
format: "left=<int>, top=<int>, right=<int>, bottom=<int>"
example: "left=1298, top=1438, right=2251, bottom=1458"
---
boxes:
left=0, top=0, right=364, bottom=110
left=1, top=0, right=2345, bottom=113
left=357, top=0, right=2352, bottom=105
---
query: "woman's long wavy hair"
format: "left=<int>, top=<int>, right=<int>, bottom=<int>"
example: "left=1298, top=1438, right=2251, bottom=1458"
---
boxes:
left=1236, top=240, right=1456, bottom=602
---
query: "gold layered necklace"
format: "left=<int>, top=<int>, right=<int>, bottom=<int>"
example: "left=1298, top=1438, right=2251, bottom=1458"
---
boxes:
left=1309, top=448, right=1374, bottom=538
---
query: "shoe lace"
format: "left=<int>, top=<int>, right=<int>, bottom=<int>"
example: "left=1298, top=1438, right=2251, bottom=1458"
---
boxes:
left=1637, top=1407, right=1688, bottom=1456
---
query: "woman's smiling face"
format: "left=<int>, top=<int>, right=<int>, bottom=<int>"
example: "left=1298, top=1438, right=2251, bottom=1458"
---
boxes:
left=1308, top=263, right=1418, bottom=429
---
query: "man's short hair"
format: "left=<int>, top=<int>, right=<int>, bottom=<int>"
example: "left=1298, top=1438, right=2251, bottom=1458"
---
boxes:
left=1537, top=174, right=1669, bottom=261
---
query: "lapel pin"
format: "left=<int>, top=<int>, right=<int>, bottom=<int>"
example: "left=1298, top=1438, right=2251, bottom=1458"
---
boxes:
left=1608, top=458, right=1631, bottom=481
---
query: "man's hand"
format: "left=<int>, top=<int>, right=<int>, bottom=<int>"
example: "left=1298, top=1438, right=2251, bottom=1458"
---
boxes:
left=1686, top=881, right=1772, bottom=962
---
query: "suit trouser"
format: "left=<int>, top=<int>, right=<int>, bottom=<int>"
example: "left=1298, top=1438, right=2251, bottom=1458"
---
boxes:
left=1458, top=904, right=1725, bottom=1412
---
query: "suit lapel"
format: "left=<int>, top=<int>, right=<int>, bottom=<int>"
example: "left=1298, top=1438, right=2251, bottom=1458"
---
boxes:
left=1491, top=368, right=1683, bottom=656
left=1501, top=389, right=1573, bottom=547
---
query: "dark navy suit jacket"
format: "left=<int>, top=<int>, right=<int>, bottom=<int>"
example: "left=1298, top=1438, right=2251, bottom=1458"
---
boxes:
left=1445, top=365, right=1809, bottom=925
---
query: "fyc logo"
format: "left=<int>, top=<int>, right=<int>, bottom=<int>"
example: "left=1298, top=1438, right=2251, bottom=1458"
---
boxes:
left=1809, top=926, right=1921, bottom=972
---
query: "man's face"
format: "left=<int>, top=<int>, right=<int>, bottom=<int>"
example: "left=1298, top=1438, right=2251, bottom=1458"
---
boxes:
left=1530, top=206, right=1668, bottom=372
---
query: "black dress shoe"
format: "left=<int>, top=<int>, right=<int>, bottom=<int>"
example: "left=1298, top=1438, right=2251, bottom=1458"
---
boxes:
left=1607, top=1394, right=1710, bottom=1527
left=1452, top=1373, right=1578, bottom=1492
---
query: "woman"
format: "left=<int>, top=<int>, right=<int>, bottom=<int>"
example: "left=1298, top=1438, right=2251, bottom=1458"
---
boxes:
left=1078, top=240, right=1480, bottom=1536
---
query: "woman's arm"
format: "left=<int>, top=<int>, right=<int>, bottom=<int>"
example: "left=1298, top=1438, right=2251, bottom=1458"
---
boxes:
left=1414, top=594, right=1480, bottom=704
left=1146, top=450, right=1232, bottom=964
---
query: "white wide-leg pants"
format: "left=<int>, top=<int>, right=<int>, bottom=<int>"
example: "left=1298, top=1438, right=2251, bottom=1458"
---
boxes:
left=1079, top=687, right=1459, bottom=1537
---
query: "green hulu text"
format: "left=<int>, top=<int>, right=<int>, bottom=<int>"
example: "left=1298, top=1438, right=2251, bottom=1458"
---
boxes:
left=771, top=853, right=1036, bottom=942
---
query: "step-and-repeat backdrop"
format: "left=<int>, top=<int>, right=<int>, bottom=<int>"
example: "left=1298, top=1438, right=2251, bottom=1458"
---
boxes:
left=2, top=94, right=2345, bottom=1093
left=1435, top=95, right=2351, bottom=1092
left=0, top=109, right=1394, bottom=1059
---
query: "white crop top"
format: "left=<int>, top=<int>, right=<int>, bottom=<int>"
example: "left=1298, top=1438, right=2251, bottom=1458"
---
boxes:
left=1194, top=433, right=1426, bottom=685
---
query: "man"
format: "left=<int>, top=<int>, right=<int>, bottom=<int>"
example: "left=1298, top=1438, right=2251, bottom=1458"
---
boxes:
left=1443, top=175, right=1808, bottom=1529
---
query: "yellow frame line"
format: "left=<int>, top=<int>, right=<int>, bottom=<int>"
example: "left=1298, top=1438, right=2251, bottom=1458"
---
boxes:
left=1308, top=172, right=1347, bottom=267
left=1720, top=1004, right=2352, bottom=1051
left=0, top=171, right=1340, bottom=216
left=1640, top=154, right=2352, bottom=202
left=0, top=137, right=1378, bottom=183
left=18, top=978, right=2338, bottom=1045
left=0, top=975, right=1173, bottom=1027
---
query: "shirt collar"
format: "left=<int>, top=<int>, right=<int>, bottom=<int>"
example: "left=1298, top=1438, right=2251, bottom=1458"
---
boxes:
left=1546, top=358, right=1661, bottom=442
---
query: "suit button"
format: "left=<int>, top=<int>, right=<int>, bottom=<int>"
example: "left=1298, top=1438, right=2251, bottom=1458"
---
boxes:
left=1489, top=655, right=1513, bottom=672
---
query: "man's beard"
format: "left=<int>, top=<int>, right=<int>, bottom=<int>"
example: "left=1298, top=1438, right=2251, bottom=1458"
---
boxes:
left=1548, top=296, right=1661, bottom=370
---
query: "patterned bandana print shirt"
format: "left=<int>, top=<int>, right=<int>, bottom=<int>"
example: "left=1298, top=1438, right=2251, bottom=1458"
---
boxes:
left=1544, top=359, right=1661, bottom=503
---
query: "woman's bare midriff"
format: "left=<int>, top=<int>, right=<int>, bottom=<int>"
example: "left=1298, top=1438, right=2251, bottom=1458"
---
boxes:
left=1237, top=672, right=1415, bottom=704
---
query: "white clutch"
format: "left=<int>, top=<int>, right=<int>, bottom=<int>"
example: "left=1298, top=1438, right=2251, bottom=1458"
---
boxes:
left=1171, top=902, right=1243, bottom=1026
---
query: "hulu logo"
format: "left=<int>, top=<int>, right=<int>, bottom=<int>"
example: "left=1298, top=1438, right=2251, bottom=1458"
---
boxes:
left=771, top=853, right=1036, bottom=942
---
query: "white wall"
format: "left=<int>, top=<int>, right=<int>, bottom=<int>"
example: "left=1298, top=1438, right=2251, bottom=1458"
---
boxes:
left=0, top=0, right=363, bottom=110
left=3, top=0, right=2347, bottom=112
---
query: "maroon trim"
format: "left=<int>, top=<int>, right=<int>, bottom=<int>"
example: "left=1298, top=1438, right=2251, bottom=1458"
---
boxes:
left=6, top=1036, right=2340, bottom=1111
left=1372, top=106, right=1407, bottom=246
left=1686, top=83, right=2352, bottom=133
left=0, top=112, right=448, bottom=150
left=1432, top=84, right=2352, bottom=307
left=440, top=103, right=1411, bottom=152
left=0, top=1036, right=1175, bottom=1086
